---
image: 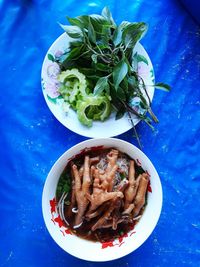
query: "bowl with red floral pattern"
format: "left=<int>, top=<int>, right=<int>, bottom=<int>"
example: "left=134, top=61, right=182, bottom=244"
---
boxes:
left=42, top=138, right=162, bottom=261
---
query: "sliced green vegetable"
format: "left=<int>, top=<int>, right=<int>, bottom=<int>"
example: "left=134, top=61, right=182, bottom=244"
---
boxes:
left=76, top=95, right=111, bottom=126
left=58, top=69, right=88, bottom=104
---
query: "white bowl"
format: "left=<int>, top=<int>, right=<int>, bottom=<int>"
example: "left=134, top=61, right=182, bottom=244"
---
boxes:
left=42, top=138, right=162, bottom=262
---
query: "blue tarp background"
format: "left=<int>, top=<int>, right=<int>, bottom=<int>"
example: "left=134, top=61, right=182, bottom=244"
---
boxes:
left=1, top=0, right=200, bottom=266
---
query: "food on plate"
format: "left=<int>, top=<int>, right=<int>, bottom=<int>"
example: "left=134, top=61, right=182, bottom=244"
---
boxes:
left=56, top=147, right=150, bottom=242
left=57, top=68, right=111, bottom=126
left=47, top=7, right=170, bottom=134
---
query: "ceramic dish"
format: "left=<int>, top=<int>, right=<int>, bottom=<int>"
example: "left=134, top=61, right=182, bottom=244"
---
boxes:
left=41, top=33, right=155, bottom=138
left=42, top=138, right=162, bottom=261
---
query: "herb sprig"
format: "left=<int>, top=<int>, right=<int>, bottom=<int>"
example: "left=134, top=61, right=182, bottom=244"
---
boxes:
left=58, top=7, right=170, bottom=147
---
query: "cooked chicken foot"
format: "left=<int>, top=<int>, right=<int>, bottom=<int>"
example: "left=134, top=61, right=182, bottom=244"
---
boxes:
left=124, top=160, right=140, bottom=210
left=133, top=173, right=149, bottom=217
left=86, top=168, right=123, bottom=213
left=72, top=155, right=91, bottom=228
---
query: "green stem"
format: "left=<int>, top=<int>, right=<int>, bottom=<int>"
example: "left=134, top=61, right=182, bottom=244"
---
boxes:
left=127, top=110, right=142, bottom=149
left=124, top=103, right=144, bottom=120
left=87, top=44, right=112, bottom=64
left=143, top=118, right=155, bottom=131
left=148, top=107, right=159, bottom=123
left=139, top=76, right=151, bottom=106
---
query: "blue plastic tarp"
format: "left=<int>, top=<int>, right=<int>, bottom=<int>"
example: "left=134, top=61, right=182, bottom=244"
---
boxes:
left=0, top=0, right=200, bottom=266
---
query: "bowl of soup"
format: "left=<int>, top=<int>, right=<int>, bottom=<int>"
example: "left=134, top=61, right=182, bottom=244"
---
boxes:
left=42, top=138, right=162, bottom=261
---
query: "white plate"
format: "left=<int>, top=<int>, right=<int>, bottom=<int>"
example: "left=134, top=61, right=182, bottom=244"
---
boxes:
left=41, top=33, right=155, bottom=138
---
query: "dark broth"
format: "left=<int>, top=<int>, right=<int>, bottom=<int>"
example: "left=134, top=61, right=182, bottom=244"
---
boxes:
left=56, top=147, right=146, bottom=242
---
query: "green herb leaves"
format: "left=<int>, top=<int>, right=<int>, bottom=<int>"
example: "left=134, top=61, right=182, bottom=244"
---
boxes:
left=154, top=82, right=171, bottom=91
left=101, top=6, right=116, bottom=26
left=122, top=22, right=148, bottom=49
left=94, top=76, right=109, bottom=95
left=135, top=53, right=149, bottom=65
left=113, top=59, right=128, bottom=89
left=113, top=21, right=147, bottom=49
left=47, top=53, right=55, bottom=62
left=88, top=18, right=96, bottom=43
left=58, top=7, right=170, bottom=147
left=59, top=24, right=83, bottom=39
left=56, top=171, right=71, bottom=199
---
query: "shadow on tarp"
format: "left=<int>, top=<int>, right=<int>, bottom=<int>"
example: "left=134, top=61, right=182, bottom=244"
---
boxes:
left=179, top=0, right=200, bottom=24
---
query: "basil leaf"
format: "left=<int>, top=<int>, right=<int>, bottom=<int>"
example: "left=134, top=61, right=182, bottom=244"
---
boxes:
left=113, top=21, right=131, bottom=46
left=75, top=15, right=90, bottom=29
left=128, top=75, right=138, bottom=98
left=67, top=46, right=83, bottom=61
left=110, top=84, right=124, bottom=110
left=97, top=43, right=110, bottom=50
left=47, top=54, right=55, bottom=62
left=69, top=40, right=83, bottom=47
left=91, top=54, right=98, bottom=63
left=117, top=86, right=126, bottom=100
left=136, top=54, right=148, bottom=65
left=78, top=67, right=97, bottom=76
left=121, top=76, right=128, bottom=93
left=132, top=52, right=138, bottom=71
left=101, top=25, right=111, bottom=45
left=67, top=16, right=83, bottom=28
left=116, top=108, right=126, bottom=120
left=128, top=76, right=137, bottom=87
left=154, top=83, right=171, bottom=91
left=124, top=57, right=132, bottom=73
left=94, top=76, right=109, bottom=95
left=61, top=58, right=77, bottom=69
left=140, top=94, right=148, bottom=107
left=90, top=14, right=112, bottom=28
left=88, top=18, right=96, bottom=44
left=122, top=22, right=148, bottom=48
left=95, top=63, right=111, bottom=72
left=113, top=59, right=128, bottom=89
left=60, top=24, right=83, bottom=39
left=101, top=6, right=116, bottom=26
